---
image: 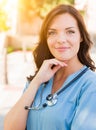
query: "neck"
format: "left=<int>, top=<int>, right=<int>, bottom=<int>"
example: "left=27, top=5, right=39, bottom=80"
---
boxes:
left=52, top=59, right=83, bottom=94
left=55, top=60, right=83, bottom=81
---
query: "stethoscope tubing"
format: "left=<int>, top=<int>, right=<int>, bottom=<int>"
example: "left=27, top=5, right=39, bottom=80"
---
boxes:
left=25, top=67, right=89, bottom=110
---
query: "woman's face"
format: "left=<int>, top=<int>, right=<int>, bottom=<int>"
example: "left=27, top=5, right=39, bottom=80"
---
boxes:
left=47, top=13, right=82, bottom=62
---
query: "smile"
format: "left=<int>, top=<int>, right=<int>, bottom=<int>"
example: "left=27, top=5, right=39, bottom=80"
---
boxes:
left=56, top=47, right=70, bottom=52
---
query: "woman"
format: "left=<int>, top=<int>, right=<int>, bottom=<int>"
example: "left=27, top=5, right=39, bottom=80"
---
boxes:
left=4, top=4, right=96, bottom=130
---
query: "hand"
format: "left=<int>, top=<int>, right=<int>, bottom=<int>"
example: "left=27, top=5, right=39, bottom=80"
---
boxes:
left=34, top=58, right=67, bottom=85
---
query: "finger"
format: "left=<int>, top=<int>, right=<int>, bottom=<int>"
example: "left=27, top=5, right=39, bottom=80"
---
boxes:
left=50, top=59, right=68, bottom=67
left=52, top=65, right=61, bottom=73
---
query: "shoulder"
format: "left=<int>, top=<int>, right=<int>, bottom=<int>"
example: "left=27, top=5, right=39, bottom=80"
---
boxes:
left=81, top=68, right=96, bottom=82
left=85, top=69, right=96, bottom=82
left=80, top=69, right=96, bottom=95
left=23, top=81, right=45, bottom=93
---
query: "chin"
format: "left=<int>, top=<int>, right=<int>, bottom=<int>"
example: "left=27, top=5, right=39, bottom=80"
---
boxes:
left=56, top=58, right=68, bottom=62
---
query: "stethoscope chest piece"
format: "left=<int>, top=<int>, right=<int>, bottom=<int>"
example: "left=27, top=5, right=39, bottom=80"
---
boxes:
left=46, top=93, right=58, bottom=106
left=25, top=67, right=89, bottom=110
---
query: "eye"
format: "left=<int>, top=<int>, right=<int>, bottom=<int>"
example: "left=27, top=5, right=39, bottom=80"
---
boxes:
left=67, top=30, right=75, bottom=34
left=47, top=31, right=57, bottom=37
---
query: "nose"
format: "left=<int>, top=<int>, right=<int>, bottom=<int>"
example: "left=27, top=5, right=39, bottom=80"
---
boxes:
left=57, top=33, right=66, bottom=44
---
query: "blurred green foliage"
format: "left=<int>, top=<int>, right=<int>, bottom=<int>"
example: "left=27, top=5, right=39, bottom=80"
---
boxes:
left=7, top=46, right=33, bottom=54
left=19, top=0, right=74, bottom=21
left=7, top=46, right=15, bottom=53
left=0, top=0, right=10, bottom=32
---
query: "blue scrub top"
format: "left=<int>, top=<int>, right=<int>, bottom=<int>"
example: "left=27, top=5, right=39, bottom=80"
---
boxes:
left=24, top=66, right=96, bottom=130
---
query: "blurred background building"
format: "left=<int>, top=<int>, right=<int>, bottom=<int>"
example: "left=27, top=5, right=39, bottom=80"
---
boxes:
left=75, top=0, right=96, bottom=45
left=0, top=1, right=96, bottom=129
left=0, top=0, right=96, bottom=85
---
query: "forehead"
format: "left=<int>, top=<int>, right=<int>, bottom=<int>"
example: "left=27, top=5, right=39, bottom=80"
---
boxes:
left=48, top=13, right=78, bottom=29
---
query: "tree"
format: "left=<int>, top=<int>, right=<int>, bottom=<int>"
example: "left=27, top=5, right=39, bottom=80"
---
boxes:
left=0, top=0, right=10, bottom=32
left=18, top=0, right=74, bottom=21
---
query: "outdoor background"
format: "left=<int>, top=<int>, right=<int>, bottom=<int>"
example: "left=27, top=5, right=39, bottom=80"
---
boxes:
left=0, top=0, right=96, bottom=130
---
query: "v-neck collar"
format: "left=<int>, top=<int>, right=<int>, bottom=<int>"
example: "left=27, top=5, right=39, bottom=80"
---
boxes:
left=47, top=65, right=88, bottom=95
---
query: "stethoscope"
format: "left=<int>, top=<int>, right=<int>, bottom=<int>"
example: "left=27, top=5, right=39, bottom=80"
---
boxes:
left=25, top=67, right=89, bottom=110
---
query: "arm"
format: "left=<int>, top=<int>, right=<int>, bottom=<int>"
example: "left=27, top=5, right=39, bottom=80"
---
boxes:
left=71, top=82, right=96, bottom=130
left=4, top=78, right=42, bottom=130
left=4, top=59, right=67, bottom=130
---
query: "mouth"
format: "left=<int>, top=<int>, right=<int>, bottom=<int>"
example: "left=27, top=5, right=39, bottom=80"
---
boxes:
left=55, top=47, right=70, bottom=52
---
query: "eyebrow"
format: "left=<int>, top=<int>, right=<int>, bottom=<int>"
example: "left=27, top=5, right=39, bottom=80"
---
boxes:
left=48, top=27, right=76, bottom=31
left=65, top=27, right=76, bottom=30
left=47, top=29, right=56, bottom=31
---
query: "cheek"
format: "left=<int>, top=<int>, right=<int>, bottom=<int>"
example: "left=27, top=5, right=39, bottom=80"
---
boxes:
left=71, top=36, right=81, bottom=47
left=72, top=42, right=80, bottom=55
left=47, top=38, right=55, bottom=48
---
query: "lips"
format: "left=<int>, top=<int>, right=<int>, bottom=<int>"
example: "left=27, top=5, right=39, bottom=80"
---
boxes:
left=55, top=47, right=70, bottom=51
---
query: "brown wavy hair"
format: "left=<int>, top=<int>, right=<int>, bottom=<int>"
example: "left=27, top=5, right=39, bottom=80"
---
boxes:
left=28, top=4, right=96, bottom=81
